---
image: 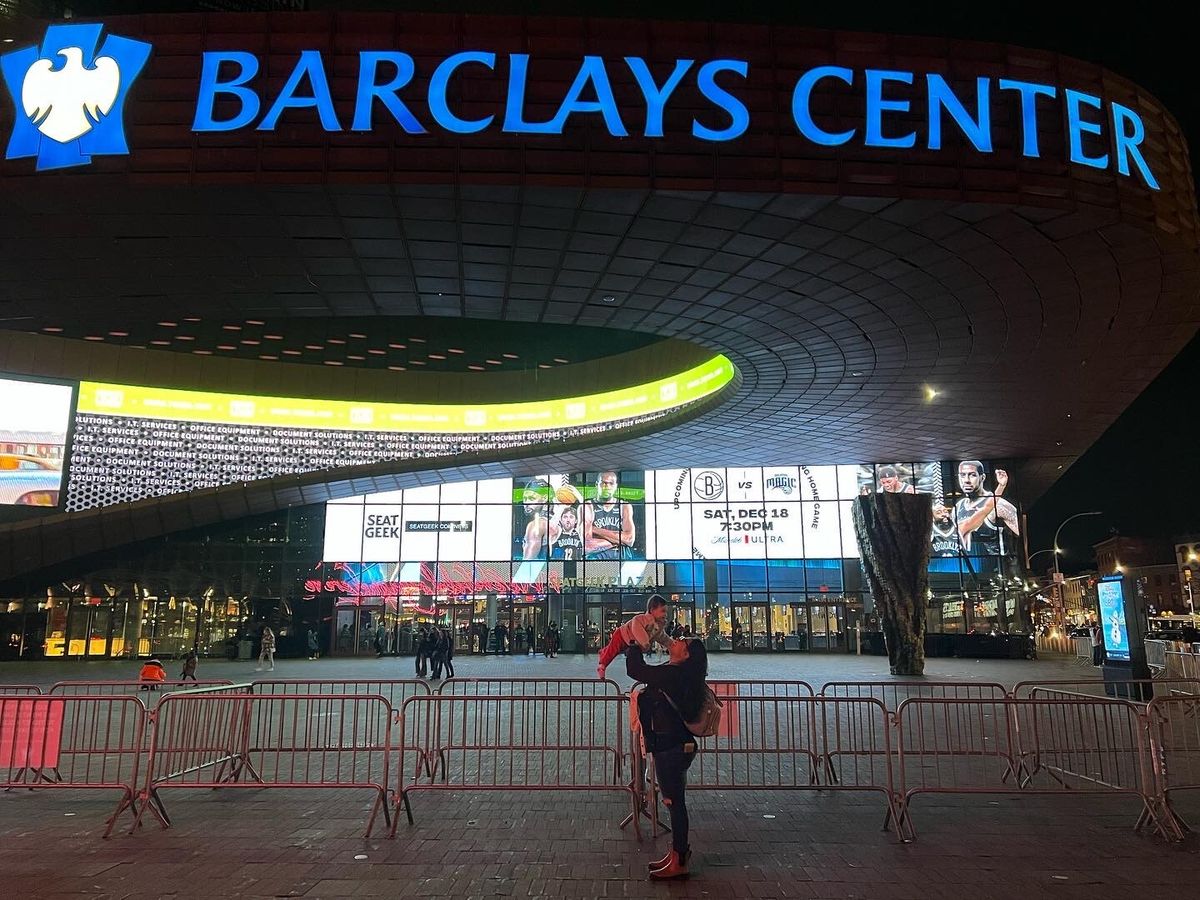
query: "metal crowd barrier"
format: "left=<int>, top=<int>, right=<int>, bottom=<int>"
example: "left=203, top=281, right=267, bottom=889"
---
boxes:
left=1072, top=637, right=1094, bottom=665
left=134, top=690, right=392, bottom=837
left=893, top=697, right=1161, bottom=840
left=392, top=694, right=636, bottom=837
left=820, top=680, right=1008, bottom=713
left=1012, top=678, right=1200, bottom=703
left=1164, top=651, right=1200, bottom=685
left=49, top=680, right=236, bottom=709
left=251, top=678, right=431, bottom=773
left=1146, top=695, right=1200, bottom=840
left=1145, top=640, right=1168, bottom=672
left=436, top=677, right=623, bottom=696
left=710, top=679, right=815, bottom=697
left=0, top=685, right=43, bottom=695
left=1, top=695, right=147, bottom=837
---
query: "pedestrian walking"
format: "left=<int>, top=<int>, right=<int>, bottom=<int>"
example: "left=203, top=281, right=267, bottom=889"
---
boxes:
left=626, top=639, right=709, bottom=879
left=180, top=648, right=199, bottom=681
left=374, top=621, right=388, bottom=658
left=307, top=629, right=320, bottom=660
left=256, top=625, right=276, bottom=672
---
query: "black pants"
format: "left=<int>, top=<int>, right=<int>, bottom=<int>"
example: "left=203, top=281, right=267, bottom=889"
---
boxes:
left=431, top=652, right=444, bottom=678
left=443, top=655, right=455, bottom=678
left=653, top=744, right=696, bottom=854
left=1092, top=645, right=1104, bottom=666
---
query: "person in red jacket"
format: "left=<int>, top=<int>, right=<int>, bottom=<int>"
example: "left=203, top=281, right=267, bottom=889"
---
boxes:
left=138, top=658, right=167, bottom=690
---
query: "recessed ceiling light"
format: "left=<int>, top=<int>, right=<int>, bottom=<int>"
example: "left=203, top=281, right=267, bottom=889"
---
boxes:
left=217, top=344, right=237, bottom=351
left=42, top=326, right=63, bottom=332
left=486, top=359, right=502, bottom=365
left=538, top=363, right=551, bottom=369
left=428, top=353, right=446, bottom=360
left=84, top=335, right=104, bottom=341
left=409, top=337, right=426, bottom=343
left=245, top=319, right=265, bottom=326
left=388, top=365, right=407, bottom=371
left=158, top=321, right=177, bottom=327
left=240, top=339, right=260, bottom=345
left=176, top=335, right=195, bottom=341
left=602, top=295, right=616, bottom=303
left=553, top=357, right=569, bottom=364
left=222, top=324, right=241, bottom=331
left=282, top=349, right=302, bottom=356
left=388, top=343, right=407, bottom=349
left=468, top=365, right=485, bottom=371
left=924, top=386, right=939, bottom=401
left=193, top=349, right=213, bottom=355
left=263, top=334, right=283, bottom=340
left=347, top=354, right=365, bottom=361
left=304, top=344, right=323, bottom=350
left=108, top=331, right=129, bottom=337
left=323, top=360, right=344, bottom=366
left=410, top=360, right=426, bottom=366
left=328, top=338, right=346, bottom=345
left=150, top=340, right=170, bottom=346
left=851, top=371, right=863, bottom=377
left=348, top=332, right=367, bottom=339
left=447, top=348, right=464, bottom=354
left=368, top=349, right=386, bottom=355
left=183, top=317, right=201, bottom=322
left=259, top=354, right=278, bottom=360
left=502, top=353, right=518, bottom=359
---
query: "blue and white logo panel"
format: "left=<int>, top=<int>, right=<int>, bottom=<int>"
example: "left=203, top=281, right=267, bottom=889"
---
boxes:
left=1, top=23, right=151, bottom=170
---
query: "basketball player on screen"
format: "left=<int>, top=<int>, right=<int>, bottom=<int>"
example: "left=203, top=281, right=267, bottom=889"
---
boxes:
left=583, top=471, right=636, bottom=559
left=953, top=461, right=1019, bottom=555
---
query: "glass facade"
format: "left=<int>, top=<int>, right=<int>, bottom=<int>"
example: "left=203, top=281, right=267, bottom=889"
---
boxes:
left=0, top=460, right=1027, bottom=661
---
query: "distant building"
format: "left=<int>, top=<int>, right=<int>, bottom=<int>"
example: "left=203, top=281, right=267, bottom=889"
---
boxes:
left=1175, top=538, right=1200, bottom=616
left=1093, top=536, right=1173, bottom=574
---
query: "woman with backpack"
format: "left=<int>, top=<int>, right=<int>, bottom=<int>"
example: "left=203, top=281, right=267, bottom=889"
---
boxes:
left=626, top=638, right=709, bottom=880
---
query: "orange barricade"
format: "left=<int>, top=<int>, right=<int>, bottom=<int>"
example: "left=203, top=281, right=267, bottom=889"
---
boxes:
left=134, top=691, right=392, bottom=836
left=1146, top=694, right=1200, bottom=840
left=894, top=697, right=1161, bottom=841
left=0, top=695, right=146, bottom=837
left=393, top=694, right=635, bottom=837
left=821, top=680, right=1009, bottom=713
left=436, top=677, right=623, bottom=696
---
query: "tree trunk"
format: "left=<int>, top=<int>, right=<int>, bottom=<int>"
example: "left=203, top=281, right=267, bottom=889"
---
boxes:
left=852, top=493, right=933, bottom=677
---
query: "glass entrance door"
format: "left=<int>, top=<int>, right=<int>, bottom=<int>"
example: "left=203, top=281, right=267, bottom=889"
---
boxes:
left=731, top=603, right=770, bottom=651
left=808, top=602, right=846, bottom=652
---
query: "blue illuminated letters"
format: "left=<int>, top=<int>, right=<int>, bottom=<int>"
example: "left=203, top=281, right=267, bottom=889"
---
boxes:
left=180, top=46, right=1162, bottom=191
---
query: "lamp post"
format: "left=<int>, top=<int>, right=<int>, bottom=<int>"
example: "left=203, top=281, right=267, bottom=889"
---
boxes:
left=1052, top=511, right=1104, bottom=585
left=1028, top=548, right=1058, bottom=569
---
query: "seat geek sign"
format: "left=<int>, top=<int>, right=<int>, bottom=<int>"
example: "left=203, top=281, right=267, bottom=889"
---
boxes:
left=2, top=23, right=1162, bottom=189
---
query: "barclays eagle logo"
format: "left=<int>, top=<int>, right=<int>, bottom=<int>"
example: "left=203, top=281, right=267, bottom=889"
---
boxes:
left=1, top=23, right=151, bottom=170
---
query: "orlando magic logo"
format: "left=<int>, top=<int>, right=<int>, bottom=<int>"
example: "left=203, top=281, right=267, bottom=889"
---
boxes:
left=1, top=23, right=151, bottom=171
left=765, top=474, right=797, bottom=495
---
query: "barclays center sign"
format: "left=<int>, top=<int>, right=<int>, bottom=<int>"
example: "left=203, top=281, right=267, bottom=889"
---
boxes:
left=2, top=22, right=1162, bottom=189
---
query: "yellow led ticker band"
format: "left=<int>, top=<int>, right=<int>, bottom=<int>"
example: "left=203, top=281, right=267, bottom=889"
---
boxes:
left=76, top=355, right=734, bottom=433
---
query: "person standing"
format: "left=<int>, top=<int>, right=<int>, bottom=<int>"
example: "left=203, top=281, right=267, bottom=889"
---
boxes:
left=626, top=639, right=708, bottom=879
left=1091, top=620, right=1105, bottom=667
left=307, top=629, right=320, bottom=660
left=415, top=626, right=429, bottom=678
left=496, top=621, right=508, bottom=655
left=430, top=627, right=447, bottom=680
left=525, top=622, right=536, bottom=656
left=374, top=621, right=388, bottom=658
left=442, top=627, right=456, bottom=679
left=180, top=647, right=199, bottom=682
left=255, top=625, right=275, bottom=672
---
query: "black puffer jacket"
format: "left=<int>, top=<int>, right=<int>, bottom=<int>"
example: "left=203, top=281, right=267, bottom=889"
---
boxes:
left=626, top=646, right=694, bottom=752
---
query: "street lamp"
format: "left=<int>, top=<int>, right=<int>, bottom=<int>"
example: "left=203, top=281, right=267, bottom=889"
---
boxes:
left=1028, top=548, right=1059, bottom=569
left=1053, top=511, right=1104, bottom=585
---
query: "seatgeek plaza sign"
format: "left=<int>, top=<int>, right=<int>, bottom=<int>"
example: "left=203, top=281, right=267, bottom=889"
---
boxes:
left=1, top=22, right=1162, bottom=189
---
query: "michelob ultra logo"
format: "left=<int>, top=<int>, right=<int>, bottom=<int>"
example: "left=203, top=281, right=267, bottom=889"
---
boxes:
left=1, top=23, right=151, bottom=170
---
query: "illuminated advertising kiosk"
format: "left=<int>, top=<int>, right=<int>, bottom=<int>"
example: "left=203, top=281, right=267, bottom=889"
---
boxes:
left=1095, top=574, right=1152, bottom=700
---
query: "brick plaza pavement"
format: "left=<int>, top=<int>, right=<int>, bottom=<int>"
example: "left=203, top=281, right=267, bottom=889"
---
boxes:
left=3, top=653, right=1198, bottom=898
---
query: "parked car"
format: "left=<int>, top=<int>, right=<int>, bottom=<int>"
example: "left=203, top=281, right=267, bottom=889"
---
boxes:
left=0, top=454, right=63, bottom=506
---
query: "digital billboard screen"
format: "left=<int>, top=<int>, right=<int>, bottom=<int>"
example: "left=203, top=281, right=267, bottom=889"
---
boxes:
left=1097, top=578, right=1131, bottom=662
left=0, top=374, right=75, bottom=508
